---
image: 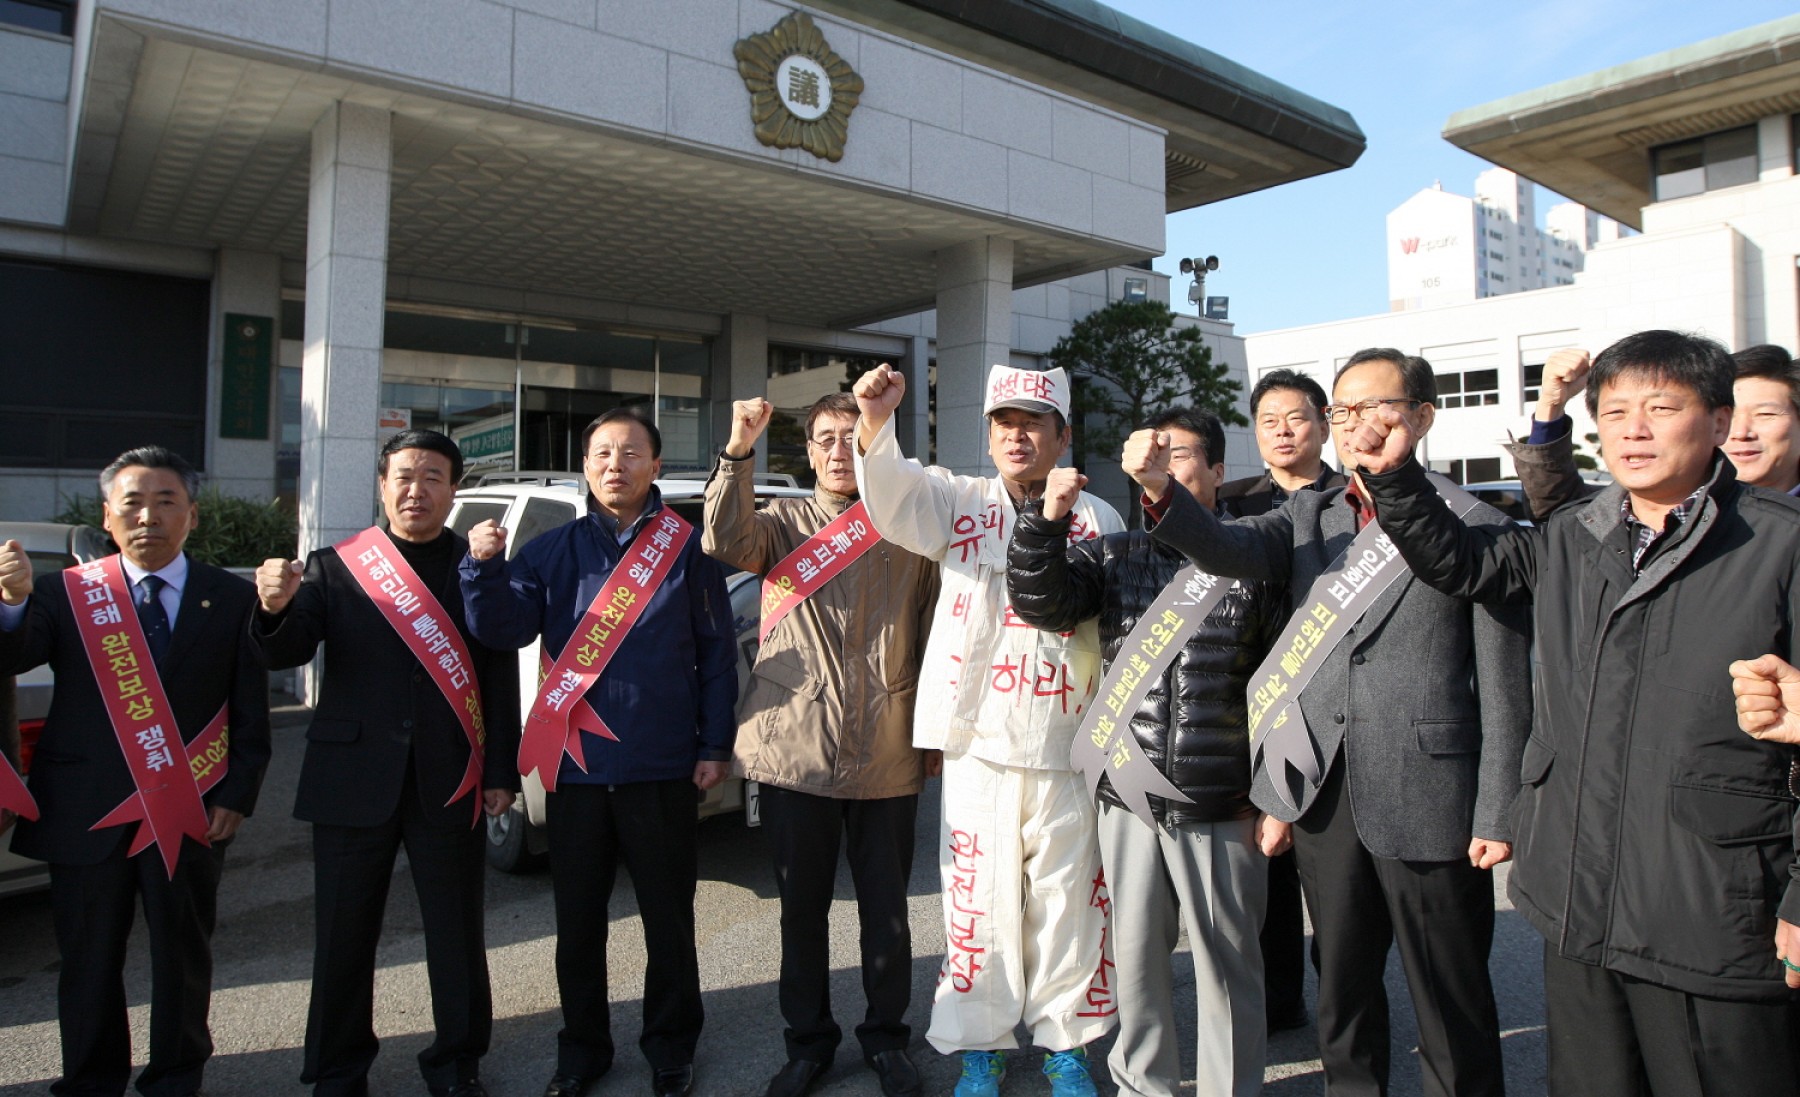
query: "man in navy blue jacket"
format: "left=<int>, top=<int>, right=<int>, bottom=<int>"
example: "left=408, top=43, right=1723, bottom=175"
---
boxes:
left=460, top=407, right=736, bottom=1097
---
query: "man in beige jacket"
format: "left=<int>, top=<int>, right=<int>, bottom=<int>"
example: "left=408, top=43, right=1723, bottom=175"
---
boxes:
left=703, top=391, right=940, bottom=1097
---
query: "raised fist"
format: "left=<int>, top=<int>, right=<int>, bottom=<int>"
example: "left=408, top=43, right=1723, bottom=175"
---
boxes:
left=852, top=363, right=906, bottom=425
left=0, top=540, right=32, bottom=606
left=727, top=398, right=774, bottom=458
left=1043, top=466, right=1088, bottom=521
left=255, top=558, right=304, bottom=615
left=1343, top=402, right=1418, bottom=475
left=467, top=519, right=508, bottom=563
left=1535, top=348, right=1591, bottom=422
left=1729, top=653, right=1800, bottom=745
left=1122, top=430, right=1173, bottom=500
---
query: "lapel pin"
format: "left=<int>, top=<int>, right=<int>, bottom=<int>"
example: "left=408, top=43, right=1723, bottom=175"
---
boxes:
left=201, top=599, right=212, bottom=609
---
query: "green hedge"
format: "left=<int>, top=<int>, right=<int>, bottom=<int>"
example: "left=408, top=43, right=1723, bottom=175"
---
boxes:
left=53, top=489, right=298, bottom=568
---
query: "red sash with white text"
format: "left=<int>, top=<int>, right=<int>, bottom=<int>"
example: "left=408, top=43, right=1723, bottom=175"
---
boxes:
left=0, top=754, right=37, bottom=821
left=758, top=500, right=880, bottom=643
left=335, top=527, right=488, bottom=826
left=519, top=510, right=693, bottom=791
left=64, top=558, right=223, bottom=879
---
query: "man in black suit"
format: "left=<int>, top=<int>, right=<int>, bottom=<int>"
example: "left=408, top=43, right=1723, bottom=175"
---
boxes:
left=1219, top=369, right=1346, bottom=519
left=253, top=430, right=520, bottom=1097
left=0, top=445, right=270, bottom=1097
left=1216, top=367, right=1345, bottom=1034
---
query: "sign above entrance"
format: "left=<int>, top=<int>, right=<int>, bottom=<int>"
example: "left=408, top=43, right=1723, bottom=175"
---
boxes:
left=734, top=11, right=862, bottom=162
left=220, top=313, right=271, bottom=440
left=453, top=413, right=515, bottom=470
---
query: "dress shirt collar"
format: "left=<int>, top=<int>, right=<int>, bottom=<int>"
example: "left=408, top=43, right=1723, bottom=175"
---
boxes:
left=119, top=552, right=188, bottom=598
left=1619, top=484, right=1707, bottom=572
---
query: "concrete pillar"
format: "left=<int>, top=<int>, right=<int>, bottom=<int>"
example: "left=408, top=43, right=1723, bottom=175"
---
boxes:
left=897, top=335, right=931, bottom=461
left=1755, top=115, right=1797, bottom=353
left=299, top=100, right=391, bottom=557
left=1757, top=114, right=1792, bottom=182
left=934, top=237, right=1013, bottom=474
left=711, top=312, right=770, bottom=473
left=206, top=248, right=281, bottom=502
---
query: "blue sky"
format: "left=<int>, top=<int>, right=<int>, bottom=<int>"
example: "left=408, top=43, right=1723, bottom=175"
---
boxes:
left=1103, top=1, right=1796, bottom=334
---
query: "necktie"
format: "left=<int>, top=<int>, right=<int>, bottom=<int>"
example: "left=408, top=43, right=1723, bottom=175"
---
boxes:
left=137, top=574, right=171, bottom=666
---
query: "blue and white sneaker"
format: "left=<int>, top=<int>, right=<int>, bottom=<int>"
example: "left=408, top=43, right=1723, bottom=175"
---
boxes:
left=952, top=1050, right=1006, bottom=1097
left=1041, top=1047, right=1097, bottom=1097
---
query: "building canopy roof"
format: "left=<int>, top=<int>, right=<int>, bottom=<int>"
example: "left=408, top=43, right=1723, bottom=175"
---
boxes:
left=1443, top=15, right=1800, bottom=229
left=837, top=0, right=1366, bottom=211
left=67, top=1, right=1362, bottom=327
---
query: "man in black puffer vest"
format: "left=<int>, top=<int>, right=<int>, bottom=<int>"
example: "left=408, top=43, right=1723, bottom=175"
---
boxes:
left=1007, top=408, right=1284, bottom=1097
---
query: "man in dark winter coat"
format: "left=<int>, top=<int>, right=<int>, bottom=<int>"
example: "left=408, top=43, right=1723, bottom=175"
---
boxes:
left=1348, top=329, right=1800, bottom=1097
left=1007, top=408, right=1284, bottom=1097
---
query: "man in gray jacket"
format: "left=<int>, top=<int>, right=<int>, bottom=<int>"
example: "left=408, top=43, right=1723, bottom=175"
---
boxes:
left=1347, top=329, right=1800, bottom=1097
left=1132, top=349, right=1530, bottom=1097
left=703, top=392, right=939, bottom=1097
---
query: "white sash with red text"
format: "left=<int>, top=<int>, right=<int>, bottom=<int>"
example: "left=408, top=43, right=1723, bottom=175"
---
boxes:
left=519, top=509, right=693, bottom=791
left=335, top=527, right=489, bottom=826
left=64, top=558, right=225, bottom=879
left=758, top=500, right=880, bottom=643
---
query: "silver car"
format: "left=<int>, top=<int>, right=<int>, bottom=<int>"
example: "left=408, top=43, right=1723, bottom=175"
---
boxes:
left=0, top=522, right=112, bottom=897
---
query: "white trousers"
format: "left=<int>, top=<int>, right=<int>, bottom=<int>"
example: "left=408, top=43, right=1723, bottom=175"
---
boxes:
left=926, top=753, right=1118, bottom=1055
left=1097, top=804, right=1267, bottom=1097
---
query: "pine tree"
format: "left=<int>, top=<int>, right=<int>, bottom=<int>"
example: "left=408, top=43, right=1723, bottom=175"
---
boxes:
left=1050, top=299, right=1246, bottom=518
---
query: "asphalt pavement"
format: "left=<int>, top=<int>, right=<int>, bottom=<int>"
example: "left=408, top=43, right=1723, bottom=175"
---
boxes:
left=0, top=699, right=1550, bottom=1096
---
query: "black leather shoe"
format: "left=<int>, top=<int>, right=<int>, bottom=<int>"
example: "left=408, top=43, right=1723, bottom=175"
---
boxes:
left=652, top=1065, right=695, bottom=1097
left=544, top=1074, right=594, bottom=1097
left=868, top=1050, right=922, bottom=1097
left=764, top=1058, right=829, bottom=1097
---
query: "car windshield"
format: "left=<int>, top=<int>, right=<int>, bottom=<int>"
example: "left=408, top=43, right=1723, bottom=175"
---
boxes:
left=449, top=500, right=508, bottom=536
left=27, top=551, right=75, bottom=575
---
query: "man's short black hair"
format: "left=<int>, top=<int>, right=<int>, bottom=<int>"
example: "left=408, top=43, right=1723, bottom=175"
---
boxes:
left=581, top=406, right=662, bottom=459
left=1585, top=330, right=1734, bottom=418
left=1335, top=348, right=1438, bottom=406
left=1145, top=407, right=1226, bottom=467
left=804, top=392, right=859, bottom=439
left=99, top=446, right=201, bottom=501
left=379, top=429, right=465, bottom=483
left=1250, top=369, right=1329, bottom=419
left=1732, top=344, right=1800, bottom=414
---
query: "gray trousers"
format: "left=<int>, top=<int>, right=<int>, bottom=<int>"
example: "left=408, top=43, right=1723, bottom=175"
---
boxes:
left=1097, top=804, right=1268, bottom=1097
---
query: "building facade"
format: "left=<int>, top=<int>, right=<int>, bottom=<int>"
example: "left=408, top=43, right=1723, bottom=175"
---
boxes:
left=1256, top=15, right=1800, bottom=483
left=0, top=0, right=1362, bottom=543
left=1385, top=167, right=1624, bottom=313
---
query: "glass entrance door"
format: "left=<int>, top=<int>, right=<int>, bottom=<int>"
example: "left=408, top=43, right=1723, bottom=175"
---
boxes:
left=515, top=327, right=711, bottom=473
left=373, top=307, right=712, bottom=480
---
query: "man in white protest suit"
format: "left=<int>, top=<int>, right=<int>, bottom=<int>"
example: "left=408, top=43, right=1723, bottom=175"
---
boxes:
left=851, top=363, right=1125, bottom=1097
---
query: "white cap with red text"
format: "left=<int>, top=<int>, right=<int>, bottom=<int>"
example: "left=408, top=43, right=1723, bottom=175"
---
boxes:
left=982, top=365, right=1071, bottom=420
